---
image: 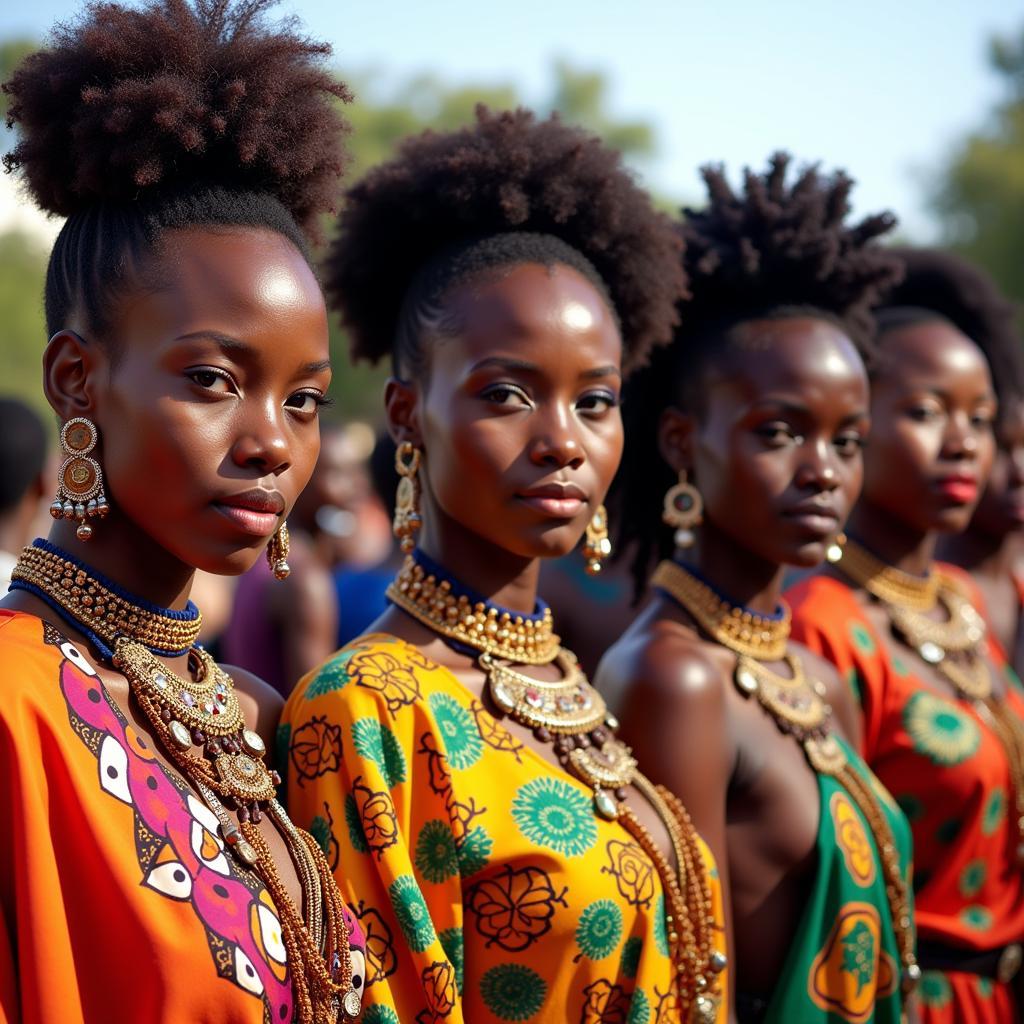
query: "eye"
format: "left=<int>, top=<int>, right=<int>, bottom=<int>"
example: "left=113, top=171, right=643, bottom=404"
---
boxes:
left=186, top=367, right=235, bottom=394
left=907, top=405, right=940, bottom=422
left=834, top=432, right=867, bottom=457
left=285, top=390, right=331, bottom=416
left=481, top=383, right=531, bottom=407
left=971, top=410, right=995, bottom=429
left=576, top=390, right=618, bottom=416
left=757, top=423, right=797, bottom=447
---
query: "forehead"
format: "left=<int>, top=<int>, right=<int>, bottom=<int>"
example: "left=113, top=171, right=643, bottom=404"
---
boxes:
left=876, top=320, right=990, bottom=385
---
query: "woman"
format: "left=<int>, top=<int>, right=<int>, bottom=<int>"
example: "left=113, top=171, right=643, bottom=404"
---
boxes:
left=788, top=263, right=1024, bottom=1020
left=0, top=2, right=366, bottom=1020
left=597, top=155, right=916, bottom=1023
left=282, top=109, right=728, bottom=1023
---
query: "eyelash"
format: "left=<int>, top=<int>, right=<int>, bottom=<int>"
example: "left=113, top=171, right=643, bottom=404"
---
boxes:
left=186, top=368, right=330, bottom=413
left=479, top=384, right=618, bottom=413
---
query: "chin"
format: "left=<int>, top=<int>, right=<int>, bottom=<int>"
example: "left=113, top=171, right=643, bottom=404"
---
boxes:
left=188, top=545, right=265, bottom=578
left=784, top=542, right=830, bottom=569
left=933, top=508, right=978, bottom=535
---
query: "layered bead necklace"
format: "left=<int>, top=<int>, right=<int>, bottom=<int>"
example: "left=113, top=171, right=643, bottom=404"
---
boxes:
left=652, top=559, right=920, bottom=1000
left=387, top=550, right=725, bottom=1023
left=837, top=536, right=1024, bottom=867
left=11, top=540, right=361, bottom=1023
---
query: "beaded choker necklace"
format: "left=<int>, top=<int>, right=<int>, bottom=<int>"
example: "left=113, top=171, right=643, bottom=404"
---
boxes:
left=387, top=550, right=725, bottom=1021
left=653, top=559, right=920, bottom=997
left=11, top=545, right=361, bottom=1021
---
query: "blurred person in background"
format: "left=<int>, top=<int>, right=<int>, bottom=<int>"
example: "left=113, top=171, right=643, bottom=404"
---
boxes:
left=0, top=397, right=48, bottom=589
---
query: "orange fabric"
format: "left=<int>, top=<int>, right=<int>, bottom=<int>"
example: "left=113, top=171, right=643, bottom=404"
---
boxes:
left=788, top=576, right=1024, bottom=1023
left=0, top=609, right=299, bottom=1024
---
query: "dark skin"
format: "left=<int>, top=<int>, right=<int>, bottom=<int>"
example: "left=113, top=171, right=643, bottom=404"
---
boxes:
left=939, top=399, right=1024, bottom=676
left=368, top=261, right=682, bottom=867
left=597, top=318, right=872, bottom=1013
left=0, top=225, right=333, bottom=909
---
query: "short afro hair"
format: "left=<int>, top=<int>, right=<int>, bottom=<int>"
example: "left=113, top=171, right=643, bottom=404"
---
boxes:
left=618, top=153, right=902, bottom=597
left=878, top=248, right=1024, bottom=410
left=323, top=106, right=687, bottom=377
left=4, top=0, right=351, bottom=337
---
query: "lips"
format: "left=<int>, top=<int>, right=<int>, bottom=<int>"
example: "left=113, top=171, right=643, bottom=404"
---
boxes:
left=516, top=482, right=588, bottom=519
left=934, top=475, right=979, bottom=504
left=780, top=500, right=840, bottom=536
left=213, top=489, right=285, bottom=537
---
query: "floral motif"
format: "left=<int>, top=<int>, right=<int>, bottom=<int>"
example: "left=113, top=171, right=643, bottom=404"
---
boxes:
left=352, top=775, right=399, bottom=857
left=619, top=936, right=642, bottom=979
left=345, top=792, right=369, bottom=854
left=438, top=926, right=464, bottom=995
left=470, top=698, right=524, bottom=762
left=456, top=825, right=493, bottom=877
left=982, top=788, right=1006, bottom=835
left=512, top=776, right=597, bottom=857
left=959, top=859, right=987, bottom=897
left=575, top=899, right=623, bottom=961
left=651, top=985, right=681, bottom=1024
left=415, top=820, right=459, bottom=884
left=304, top=648, right=356, bottom=699
left=308, top=801, right=339, bottom=870
left=388, top=874, right=436, bottom=953
left=289, top=715, right=342, bottom=786
left=849, top=622, right=876, bottom=654
left=467, top=863, right=569, bottom=951
left=652, top=893, right=668, bottom=957
left=428, top=692, right=483, bottom=770
left=352, top=717, right=408, bottom=788
left=353, top=900, right=397, bottom=987
left=602, top=839, right=655, bottom=909
left=362, top=1008, right=400, bottom=1024
left=419, top=960, right=458, bottom=1022
left=479, top=963, right=547, bottom=1021
left=353, top=649, right=423, bottom=715
left=918, top=971, right=952, bottom=1009
left=580, top=979, right=630, bottom=1024
left=627, top=988, right=650, bottom=1024
left=903, top=691, right=980, bottom=767
left=959, top=904, right=993, bottom=930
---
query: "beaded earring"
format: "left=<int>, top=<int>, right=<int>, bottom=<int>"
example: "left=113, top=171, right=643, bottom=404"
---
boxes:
left=393, top=442, right=423, bottom=553
left=50, top=417, right=110, bottom=541
left=826, top=531, right=847, bottom=564
left=582, top=504, right=612, bottom=575
left=662, top=469, right=703, bottom=549
left=267, top=522, right=290, bottom=580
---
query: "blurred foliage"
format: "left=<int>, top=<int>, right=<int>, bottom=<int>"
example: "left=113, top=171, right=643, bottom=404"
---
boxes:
left=931, top=25, right=1024, bottom=314
left=0, top=47, right=659, bottom=424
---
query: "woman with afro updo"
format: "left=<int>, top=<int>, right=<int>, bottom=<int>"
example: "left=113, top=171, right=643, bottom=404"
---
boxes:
left=597, top=155, right=917, bottom=1022
left=790, top=245, right=1024, bottom=1022
left=282, top=108, right=729, bottom=1023
left=0, top=1, right=370, bottom=1021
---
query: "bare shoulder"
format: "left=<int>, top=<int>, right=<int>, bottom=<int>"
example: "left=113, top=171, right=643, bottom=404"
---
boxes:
left=223, top=663, right=284, bottom=749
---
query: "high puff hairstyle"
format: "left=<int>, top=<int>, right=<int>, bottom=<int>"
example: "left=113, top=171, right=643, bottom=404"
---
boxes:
left=877, top=248, right=1024, bottom=415
left=619, top=152, right=903, bottom=596
left=4, top=0, right=350, bottom=339
left=323, top=106, right=687, bottom=378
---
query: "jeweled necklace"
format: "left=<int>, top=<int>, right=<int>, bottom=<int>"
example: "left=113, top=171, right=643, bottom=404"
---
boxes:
left=654, top=559, right=920, bottom=1001
left=11, top=543, right=361, bottom=1022
left=387, top=550, right=725, bottom=1022
left=838, top=536, right=1024, bottom=868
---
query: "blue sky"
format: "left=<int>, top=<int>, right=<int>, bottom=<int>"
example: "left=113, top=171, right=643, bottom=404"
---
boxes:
left=5, top=0, right=1019, bottom=238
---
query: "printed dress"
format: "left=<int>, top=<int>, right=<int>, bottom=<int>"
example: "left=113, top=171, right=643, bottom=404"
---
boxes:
left=0, top=609, right=365, bottom=1024
left=281, top=633, right=728, bottom=1023
left=788, top=577, right=1024, bottom=1023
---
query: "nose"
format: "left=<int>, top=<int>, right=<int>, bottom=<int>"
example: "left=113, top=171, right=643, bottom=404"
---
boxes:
left=528, top=401, right=585, bottom=470
left=795, top=437, right=840, bottom=491
left=230, top=399, right=291, bottom=475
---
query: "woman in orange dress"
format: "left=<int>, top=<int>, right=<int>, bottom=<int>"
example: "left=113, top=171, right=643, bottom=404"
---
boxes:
left=281, top=109, right=729, bottom=1023
left=0, top=2, right=366, bottom=1021
left=788, top=289, right=1024, bottom=1021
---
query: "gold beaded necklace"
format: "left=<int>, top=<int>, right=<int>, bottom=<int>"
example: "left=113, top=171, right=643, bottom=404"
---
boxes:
left=388, top=553, right=725, bottom=1022
left=14, top=550, right=361, bottom=1023
left=654, top=559, right=920, bottom=1001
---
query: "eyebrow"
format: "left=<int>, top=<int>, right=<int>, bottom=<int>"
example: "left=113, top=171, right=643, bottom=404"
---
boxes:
left=751, top=399, right=869, bottom=421
left=468, top=356, right=621, bottom=380
left=174, top=330, right=331, bottom=375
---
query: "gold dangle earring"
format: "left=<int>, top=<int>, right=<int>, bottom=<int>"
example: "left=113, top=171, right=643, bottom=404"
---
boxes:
left=393, top=442, right=423, bottom=553
left=50, top=417, right=110, bottom=541
left=267, top=521, right=291, bottom=580
left=662, top=469, right=703, bottom=550
left=583, top=504, right=612, bottom=576
left=826, top=532, right=847, bottom=564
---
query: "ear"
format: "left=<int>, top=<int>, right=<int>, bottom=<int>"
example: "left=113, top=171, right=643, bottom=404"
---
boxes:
left=657, top=406, right=697, bottom=476
left=384, top=377, right=423, bottom=449
left=42, top=331, right=109, bottom=422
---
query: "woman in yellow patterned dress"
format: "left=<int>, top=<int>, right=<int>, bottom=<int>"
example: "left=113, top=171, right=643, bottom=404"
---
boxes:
left=281, top=109, right=728, bottom=1023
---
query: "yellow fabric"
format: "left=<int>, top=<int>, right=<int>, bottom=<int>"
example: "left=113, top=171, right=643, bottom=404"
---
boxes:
left=282, top=633, right=727, bottom=1023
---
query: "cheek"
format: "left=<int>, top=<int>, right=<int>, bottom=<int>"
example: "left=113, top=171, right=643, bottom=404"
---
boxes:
left=866, top=418, right=937, bottom=488
left=700, top=440, right=786, bottom=517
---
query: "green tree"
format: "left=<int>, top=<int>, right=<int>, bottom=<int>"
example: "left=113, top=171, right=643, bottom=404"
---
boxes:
left=0, top=229, right=48, bottom=418
left=930, top=26, right=1024, bottom=307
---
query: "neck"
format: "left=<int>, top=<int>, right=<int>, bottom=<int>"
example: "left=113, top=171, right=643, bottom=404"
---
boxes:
left=846, top=501, right=936, bottom=576
left=418, top=510, right=542, bottom=615
left=939, top=525, right=1022, bottom=582
left=688, top=519, right=785, bottom=615
left=44, top=512, right=195, bottom=610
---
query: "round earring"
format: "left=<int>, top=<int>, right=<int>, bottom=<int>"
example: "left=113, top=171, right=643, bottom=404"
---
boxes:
left=393, top=442, right=423, bottom=554
left=583, top=504, right=612, bottom=576
left=50, top=417, right=110, bottom=541
left=662, top=470, right=703, bottom=550
left=826, top=532, right=847, bottom=564
left=267, top=521, right=291, bottom=580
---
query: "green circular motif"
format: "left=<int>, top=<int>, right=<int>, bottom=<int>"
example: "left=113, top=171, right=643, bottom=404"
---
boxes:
left=511, top=777, right=598, bottom=857
left=388, top=874, right=436, bottom=952
left=983, top=789, right=1007, bottom=835
left=627, top=987, right=651, bottom=1024
left=345, top=793, right=369, bottom=854
left=846, top=667, right=864, bottom=704
left=918, top=971, right=952, bottom=1009
left=959, top=905, right=993, bottom=931
left=891, top=656, right=909, bottom=677
left=362, top=1010, right=399, bottom=1024
left=976, top=976, right=994, bottom=998
left=619, top=936, right=643, bottom=979
left=309, top=814, right=331, bottom=857
left=415, top=819, right=459, bottom=884
left=903, top=691, right=980, bottom=767
left=959, top=859, right=987, bottom=898
left=438, top=926, right=464, bottom=995
left=480, top=963, right=547, bottom=1021
left=894, top=793, right=925, bottom=823
left=351, top=717, right=407, bottom=788
left=428, top=692, right=483, bottom=769
left=575, top=900, right=623, bottom=960
left=935, top=817, right=961, bottom=844
left=457, top=825, right=493, bottom=877
left=850, top=622, right=876, bottom=654
left=653, top=892, right=669, bottom=957
left=305, top=649, right=356, bottom=699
